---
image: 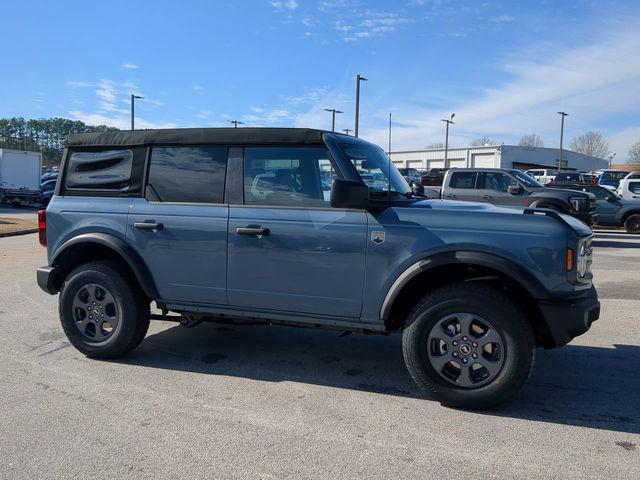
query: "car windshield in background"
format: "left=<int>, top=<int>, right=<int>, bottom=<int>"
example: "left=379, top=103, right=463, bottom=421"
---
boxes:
left=603, top=171, right=629, bottom=180
left=337, top=139, right=410, bottom=194
left=512, top=171, right=542, bottom=187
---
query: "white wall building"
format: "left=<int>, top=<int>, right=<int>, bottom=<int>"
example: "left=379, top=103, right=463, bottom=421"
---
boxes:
left=389, top=145, right=608, bottom=172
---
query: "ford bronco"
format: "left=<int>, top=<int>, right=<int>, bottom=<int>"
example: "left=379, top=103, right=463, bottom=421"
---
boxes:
left=37, top=128, right=600, bottom=409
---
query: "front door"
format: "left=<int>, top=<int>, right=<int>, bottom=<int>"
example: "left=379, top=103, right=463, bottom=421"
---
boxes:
left=477, top=171, right=523, bottom=206
left=128, top=146, right=229, bottom=305
left=227, top=146, right=367, bottom=318
left=444, top=171, right=478, bottom=202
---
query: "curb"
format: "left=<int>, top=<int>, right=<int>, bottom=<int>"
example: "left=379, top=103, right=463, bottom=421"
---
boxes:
left=0, top=228, right=38, bottom=238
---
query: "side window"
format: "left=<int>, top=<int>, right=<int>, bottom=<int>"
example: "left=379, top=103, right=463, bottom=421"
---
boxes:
left=449, top=172, right=477, bottom=189
left=629, top=182, right=640, bottom=194
left=586, top=186, right=609, bottom=200
left=485, top=173, right=516, bottom=192
left=244, top=147, right=335, bottom=207
left=65, top=149, right=134, bottom=191
left=147, top=146, right=227, bottom=203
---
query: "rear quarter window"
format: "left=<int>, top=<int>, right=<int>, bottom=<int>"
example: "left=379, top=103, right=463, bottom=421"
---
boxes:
left=63, top=148, right=145, bottom=196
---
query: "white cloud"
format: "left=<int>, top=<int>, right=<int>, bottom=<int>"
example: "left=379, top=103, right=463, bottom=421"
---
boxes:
left=346, top=24, right=640, bottom=157
left=195, top=110, right=213, bottom=119
left=334, top=11, right=410, bottom=42
left=68, top=110, right=176, bottom=130
left=494, top=15, right=514, bottom=23
left=121, top=63, right=139, bottom=69
left=67, top=81, right=94, bottom=88
left=269, top=0, right=298, bottom=11
left=192, top=85, right=205, bottom=93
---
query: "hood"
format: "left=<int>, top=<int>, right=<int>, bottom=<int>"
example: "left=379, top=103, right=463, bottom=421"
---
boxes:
left=407, top=199, right=593, bottom=236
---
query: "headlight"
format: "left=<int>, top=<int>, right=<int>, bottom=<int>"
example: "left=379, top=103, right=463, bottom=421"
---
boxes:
left=569, top=196, right=584, bottom=211
left=577, top=242, right=588, bottom=278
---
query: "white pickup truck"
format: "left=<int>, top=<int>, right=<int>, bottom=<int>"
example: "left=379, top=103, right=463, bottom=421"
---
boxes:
left=524, top=168, right=556, bottom=185
left=0, top=149, right=43, bottom=205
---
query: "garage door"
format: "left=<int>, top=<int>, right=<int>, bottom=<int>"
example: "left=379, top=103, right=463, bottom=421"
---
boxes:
left=392, top=161, right=403, bottom=168
left=448, top=159, right=466, bottom=168
left=428, top=160, right=445, bottom=169
left=407, top=160, right=423, bottom=169
left=472, top=154, right=495, bottom=168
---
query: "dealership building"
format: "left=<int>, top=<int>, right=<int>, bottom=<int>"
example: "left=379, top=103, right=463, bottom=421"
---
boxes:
left=389, top=145, right=608, bottom=172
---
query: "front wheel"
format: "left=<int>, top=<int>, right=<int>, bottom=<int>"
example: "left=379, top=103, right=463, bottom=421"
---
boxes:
left=402, top=283, right=535, bottom=409
left=624, top=214, right=640, bottom=234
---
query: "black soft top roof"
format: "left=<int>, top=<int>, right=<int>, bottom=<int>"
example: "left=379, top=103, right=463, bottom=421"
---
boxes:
left=66, top=127, right=337, bottom=148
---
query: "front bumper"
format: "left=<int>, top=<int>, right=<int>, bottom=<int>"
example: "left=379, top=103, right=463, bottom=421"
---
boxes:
left=538, top=287, right=600, bottom=347
left=37, top=266, right=60, bottom=295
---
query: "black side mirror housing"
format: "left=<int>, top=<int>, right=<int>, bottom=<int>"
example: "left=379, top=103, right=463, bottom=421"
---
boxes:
left=330, top=179, right=371, bottom=209
left=412, top=183, right=425, bottom=195
left=508, top=185, right=523, bottom=195
left=606, top=195, right=616, bottom=202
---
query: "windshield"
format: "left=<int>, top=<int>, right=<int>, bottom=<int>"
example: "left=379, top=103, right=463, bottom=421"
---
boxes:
left=336, top=138, right=410, bottom=194
left=512, top=170, right=543, bottom=187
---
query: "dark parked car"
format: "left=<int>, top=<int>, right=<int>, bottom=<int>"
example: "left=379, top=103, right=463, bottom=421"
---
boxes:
left=37, top=128, right=599, bottom=409
left=546, top=182, right=640, bottom=233
left=420, top=168, right=448, bottom=186
left=398, top=167, right=421, bottom=187
left=549, top=172, right=585, bottom=184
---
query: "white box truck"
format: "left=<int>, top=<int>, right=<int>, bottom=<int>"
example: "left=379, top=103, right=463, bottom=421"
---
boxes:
left=0, top=149, right=43, bottom=205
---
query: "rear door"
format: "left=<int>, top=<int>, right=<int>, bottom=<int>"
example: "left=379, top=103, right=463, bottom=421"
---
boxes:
left=227, top=146, right=367, bottom=318
left=443, top=171, right=478, bottom=201
left=127, top=146, right=229, bottom=305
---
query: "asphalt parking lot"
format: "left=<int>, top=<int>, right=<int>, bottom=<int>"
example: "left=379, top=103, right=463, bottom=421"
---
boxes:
left=0, top=229, right=638, bottom=479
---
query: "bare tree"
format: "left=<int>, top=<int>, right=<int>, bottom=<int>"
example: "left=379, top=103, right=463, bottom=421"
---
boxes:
left=518, top=133, right=544, bottom=148
left=628, top=141, right=640, bottom=164
left=426, top=142, right=445, bottom=149
left=470, top=136, right=494, bottom=146
left=569, top=131, right=610, bottom=158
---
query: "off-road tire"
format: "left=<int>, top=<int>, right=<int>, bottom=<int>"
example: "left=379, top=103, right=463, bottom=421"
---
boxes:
left=402, top=282, right=535, bottom=409
left=59, top=261, right=150, bottom=359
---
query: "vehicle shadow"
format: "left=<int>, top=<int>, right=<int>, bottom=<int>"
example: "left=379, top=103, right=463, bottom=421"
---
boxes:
left=124, top=322, right=640, bottom=434
left=592, top=240, right=640, bottom=249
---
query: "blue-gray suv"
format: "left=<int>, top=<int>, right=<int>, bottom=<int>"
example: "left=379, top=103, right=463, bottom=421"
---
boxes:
left=36, top=128, right=600, bottom=409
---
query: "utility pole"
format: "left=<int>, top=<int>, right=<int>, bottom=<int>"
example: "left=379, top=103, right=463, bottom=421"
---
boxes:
left=441, top=113, right=455, bottom=167
left=324, top=108, right=343, bottom=132
left=130, top=94, right=144, bottom=130
left=608, top=153, right=616, bottom=168
left=227, top=120, right=244, bottom=128
left=342, top=128, right=351, bottom=136
left=354, top=74, right=367, bottom=138
left=557, top=111, right=568, bottom=171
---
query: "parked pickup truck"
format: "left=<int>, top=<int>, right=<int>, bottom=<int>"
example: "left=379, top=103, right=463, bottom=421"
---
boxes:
left=37, top=128, right=599, bottom=409
left=425, top=168, right=597, bottom=225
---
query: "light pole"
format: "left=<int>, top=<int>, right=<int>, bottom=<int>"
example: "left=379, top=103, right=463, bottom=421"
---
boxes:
left=608, top=152, right=616, bottom=168
left=441, top=113, right=455, bottom=166
left=354, top=74, right=367, bottom=138
left=388, top=113, right=392, bottom=155
left=342, top=128, right=352, bottom=136
left=227, top=120, right=244, bottom=128
left=324, top=108, right=343, bottom=132
left=557, top=111, right=568, bottom=171
left=130, top=94, right=144, bottom=130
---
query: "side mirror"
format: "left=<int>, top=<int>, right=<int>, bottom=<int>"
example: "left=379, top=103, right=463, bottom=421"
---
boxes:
left=606, top=195, right=616, bottom=202
left=508, top=185, right=523, bottom=195
left=330, top=179, right=370, bottom=209
left=412, top=184, right=425, bottom=195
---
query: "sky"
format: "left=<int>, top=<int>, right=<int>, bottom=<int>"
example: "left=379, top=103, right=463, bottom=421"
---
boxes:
left=1, top=0, right=640, bottom=162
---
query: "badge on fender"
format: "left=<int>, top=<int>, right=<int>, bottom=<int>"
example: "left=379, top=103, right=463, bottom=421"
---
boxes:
left=371, top=231, right=385, bottom=244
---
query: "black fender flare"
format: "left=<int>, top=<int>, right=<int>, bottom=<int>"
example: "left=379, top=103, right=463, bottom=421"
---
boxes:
left=379, top=250, right=549, bottom=323
left=51, top=233, right=159, bottom=299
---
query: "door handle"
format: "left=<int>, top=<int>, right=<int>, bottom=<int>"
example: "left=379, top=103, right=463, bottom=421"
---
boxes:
left=444, top=194, right=456, bottom=198
left=134, top=221, right=164, bottom=230
left=236, top=226, right=270, bottom=237
left=481, top=195, right=492, bottom=199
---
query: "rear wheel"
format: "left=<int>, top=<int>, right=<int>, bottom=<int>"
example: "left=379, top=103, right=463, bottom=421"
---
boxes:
left=59, top=261, right=150, bottom=358
left=624, top=214, right=640, bottom=234
left=402, top=283, right=535, bottom=409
